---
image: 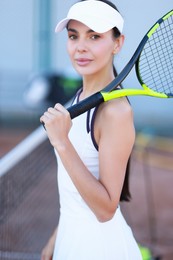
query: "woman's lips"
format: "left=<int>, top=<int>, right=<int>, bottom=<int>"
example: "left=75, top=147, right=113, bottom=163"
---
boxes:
left=75, top=58, right=92, bottom=66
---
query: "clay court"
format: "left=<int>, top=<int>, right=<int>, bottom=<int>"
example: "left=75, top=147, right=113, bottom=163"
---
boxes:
left=0, top=128, right=173, bottom=260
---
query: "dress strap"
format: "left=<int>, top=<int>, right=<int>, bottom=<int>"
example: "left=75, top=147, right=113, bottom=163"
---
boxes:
left=71, top=88, right=83, bottom=105
left=72, top=88, right=99, bottom=151
left=87, top=106, right=99, bottom=151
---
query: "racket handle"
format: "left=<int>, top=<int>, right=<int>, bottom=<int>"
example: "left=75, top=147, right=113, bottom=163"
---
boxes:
left=41, top=92, right=103, bottom=129
left=68, top=92, right=104, bottom=119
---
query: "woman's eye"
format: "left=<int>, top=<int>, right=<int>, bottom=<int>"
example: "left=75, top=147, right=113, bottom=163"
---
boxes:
left=91, top=35, right=100, bottom=40
left=69, top=34, right=77, bottom=40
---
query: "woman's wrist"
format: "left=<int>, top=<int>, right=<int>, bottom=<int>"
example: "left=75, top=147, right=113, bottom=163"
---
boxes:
left=54, top=137, right=71, bottom=153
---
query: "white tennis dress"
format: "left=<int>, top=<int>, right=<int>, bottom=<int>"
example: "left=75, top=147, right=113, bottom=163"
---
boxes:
left=53, top=96, right=142, bottom=260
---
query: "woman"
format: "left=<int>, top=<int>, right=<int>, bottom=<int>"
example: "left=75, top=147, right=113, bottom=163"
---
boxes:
left=40, top=0, right=142, bottom=259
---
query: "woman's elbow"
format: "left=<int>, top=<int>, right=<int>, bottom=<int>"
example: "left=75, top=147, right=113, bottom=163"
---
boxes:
left=96, top=207, right=117, bottom=223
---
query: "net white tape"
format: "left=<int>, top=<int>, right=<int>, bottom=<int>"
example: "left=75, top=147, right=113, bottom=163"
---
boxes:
left=0, top=126, right=47, bottom=178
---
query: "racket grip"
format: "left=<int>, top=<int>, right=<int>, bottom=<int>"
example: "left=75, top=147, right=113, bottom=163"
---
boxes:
left=41, top=92, right=103, bottom=129
left=68, top=92, right=104, bottom=119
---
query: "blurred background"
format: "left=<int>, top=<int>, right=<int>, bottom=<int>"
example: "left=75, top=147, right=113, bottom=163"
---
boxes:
left=0, top=0, right=173, bottom=134
left=0, top=1, right=173, bottom=260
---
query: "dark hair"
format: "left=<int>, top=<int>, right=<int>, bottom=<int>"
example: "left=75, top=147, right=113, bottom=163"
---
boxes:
left=80, top=0, right=131, bottom=202
left=96, top=1, right=131, bottom=202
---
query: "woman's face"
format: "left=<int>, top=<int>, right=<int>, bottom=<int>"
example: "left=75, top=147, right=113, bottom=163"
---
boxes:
left=66, top=20, right=121, bottom=77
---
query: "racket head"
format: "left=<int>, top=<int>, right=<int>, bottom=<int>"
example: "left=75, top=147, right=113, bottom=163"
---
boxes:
left=67, top=10, right=173, bottom=120
left=136, top=10, right=173, bottom=97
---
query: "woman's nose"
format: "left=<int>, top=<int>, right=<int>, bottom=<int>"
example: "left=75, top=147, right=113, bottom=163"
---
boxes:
left=76, top=39, right=87, bottom=53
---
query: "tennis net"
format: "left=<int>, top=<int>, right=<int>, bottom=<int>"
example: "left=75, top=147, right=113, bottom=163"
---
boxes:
left=0, top=125, right=173, bottom=259
left=0, top=126, right=59, bottom=260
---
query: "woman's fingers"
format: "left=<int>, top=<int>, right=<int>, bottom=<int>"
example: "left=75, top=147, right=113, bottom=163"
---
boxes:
left=40, top=103, right=71, bottom=135
left=40, top=104, right=70, bottom=121
left=40, top=104, right=62, bottom=124
left=54, top=103, right=70, bottom=117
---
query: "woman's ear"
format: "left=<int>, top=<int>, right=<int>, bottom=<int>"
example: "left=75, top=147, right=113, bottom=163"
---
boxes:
left=113, top=35, right=125, bottom=55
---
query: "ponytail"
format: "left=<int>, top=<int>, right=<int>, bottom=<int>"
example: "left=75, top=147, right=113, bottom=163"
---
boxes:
left=113, top=65, right=131, bottom=202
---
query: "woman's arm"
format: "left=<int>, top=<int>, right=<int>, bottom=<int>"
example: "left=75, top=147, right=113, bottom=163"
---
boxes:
left=40, top=100, right=135, bottom=222
left=41, top=227, right=57, bottom=260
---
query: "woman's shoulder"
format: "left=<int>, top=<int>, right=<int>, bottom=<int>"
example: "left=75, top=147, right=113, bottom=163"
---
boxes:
left=98, top=97, right=133, bottom=122
left=94, top=97, right=135, bottom=147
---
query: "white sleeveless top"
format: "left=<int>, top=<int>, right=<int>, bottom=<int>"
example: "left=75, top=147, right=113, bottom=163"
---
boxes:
left=53, top=94, right=142, bottom=260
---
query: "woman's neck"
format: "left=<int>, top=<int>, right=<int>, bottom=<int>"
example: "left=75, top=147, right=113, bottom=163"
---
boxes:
left=80, top=70, right=115, bottom=100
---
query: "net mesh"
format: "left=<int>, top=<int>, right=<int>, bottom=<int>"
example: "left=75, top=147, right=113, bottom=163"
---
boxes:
left=138, top=11, right=173, bottom=95
left=0, top=127, right=173, bottom=259
left=0, top=134, right=59, bottom=260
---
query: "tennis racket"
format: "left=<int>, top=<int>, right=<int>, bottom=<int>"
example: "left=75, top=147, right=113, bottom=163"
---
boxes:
left=67, top=9, right=173, bottom=119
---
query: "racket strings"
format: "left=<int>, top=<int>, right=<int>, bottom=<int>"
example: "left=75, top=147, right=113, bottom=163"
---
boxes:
left=138, top=13, right=173, bottom=95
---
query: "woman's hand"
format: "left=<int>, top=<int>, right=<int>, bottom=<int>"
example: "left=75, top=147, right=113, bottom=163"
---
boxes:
left=40, top=103, right=72, bottom=148
left=41, top=241, right=54, bottom=260
left=41, top=228, right=57, bottom=260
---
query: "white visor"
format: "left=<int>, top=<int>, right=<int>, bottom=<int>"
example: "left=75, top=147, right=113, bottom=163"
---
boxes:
left=55, top=0, right=124, bottom=34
